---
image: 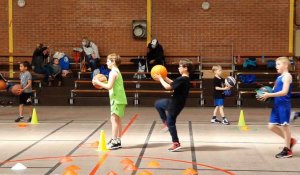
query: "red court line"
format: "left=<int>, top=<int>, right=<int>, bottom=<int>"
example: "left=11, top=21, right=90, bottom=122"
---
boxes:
left=0, top=154, right=236, bottom=175
left=89, top=114, right=139, bottom=175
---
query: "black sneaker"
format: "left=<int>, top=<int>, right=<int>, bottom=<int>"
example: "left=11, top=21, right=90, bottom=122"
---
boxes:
left=116, top=138, right=122, bottom=148
left=275, top=147, right=292, bottom=158
left=222, top=118, right=230, bottom=125
left=211, top=118, right=221, bottom=124
left=15, top=116, right=24, bottom=123
left=27, top=117, right=32, bottom=123
left=107, top=139, right=120, bottom=150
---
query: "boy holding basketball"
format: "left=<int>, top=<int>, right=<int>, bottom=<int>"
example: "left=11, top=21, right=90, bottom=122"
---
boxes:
left=15, top=61, right=33, bottom=122
left=211, top=65, right=230, bottom=125
left=92, top=53, right=127, bottom=150
left=259, top=57, right=296, bottom=158
left=154, top=58, right=193, bottom=152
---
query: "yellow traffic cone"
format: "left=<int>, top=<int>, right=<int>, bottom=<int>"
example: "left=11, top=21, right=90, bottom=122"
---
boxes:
left=238, top=110, right=246, bottom=127
left=31, top=108, right=39, bottom=124
left=97, top=130, right=108, bottom=152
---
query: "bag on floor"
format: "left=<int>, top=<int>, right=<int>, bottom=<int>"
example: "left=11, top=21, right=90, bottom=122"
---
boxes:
left=239, top=74, right=257, bottom=84
left=243, top=57, right=257, bottom=69
left=266, top=60, right=276, bottom=69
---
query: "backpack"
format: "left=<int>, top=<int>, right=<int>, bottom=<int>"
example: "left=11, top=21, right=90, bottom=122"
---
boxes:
left=243, top=57, right=257, bottom=69
left=239, top=74, right=257, bottom=84
left=266, top=60, right=276, bottom=69
left=91, top=65, right=111, bottom=79
left=59, top=55, right=70, bottom=70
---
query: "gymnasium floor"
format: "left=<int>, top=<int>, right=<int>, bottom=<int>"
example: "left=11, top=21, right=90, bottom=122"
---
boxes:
left=0, top=106, right=300, bottom=175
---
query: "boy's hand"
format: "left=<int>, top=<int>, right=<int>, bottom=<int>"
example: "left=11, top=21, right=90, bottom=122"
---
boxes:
left=149, top=60, right=155, bottom=64
left=258, top=92, right=270, bottom=101
left=224, top=86, right=231, bottom=90
left=18, top=89, right=24, bottom=93
left=153, top=74, right=162, bottom=81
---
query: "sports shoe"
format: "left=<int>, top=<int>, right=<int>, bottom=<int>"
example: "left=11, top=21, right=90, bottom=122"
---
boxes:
left=107, top=139, right=121, bottom=150
left=275, top=147, right=292, bottom=158
left=27, top=117, right=32, bottom=123
left=211, top=118, right=221, bottom=124
left=15, top=116, right=24, bottom=122
left=290, top=138, right=297, bottom=150
left=222, top=118, right=230, bottom=125
left=290, top=111, right=298, bottom=123
left=116, top=138, right=122, bottom=148
left=168, top=142, right=181, bottom=152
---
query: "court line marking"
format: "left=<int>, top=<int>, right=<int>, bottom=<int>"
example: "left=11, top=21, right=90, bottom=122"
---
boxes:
left=44, top=120, right=108, bottom=175
left=189, top=121, right=197, bottom=171
left=0, top=154, right=236, bottom=175
left=131, top=121, right=156, bottom=175
left=0, top=120, right=74, bottom=167
left=89, top=114, right=139, bottom=175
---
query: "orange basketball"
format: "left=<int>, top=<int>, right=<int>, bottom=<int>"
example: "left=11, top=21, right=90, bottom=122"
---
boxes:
left=92, top=74, right=108, bottom=89
left=151, top=65, right=168, bottom=81
left=11, top=84, right=22, bottom=96
left=0, top=80, right=7, bottom=90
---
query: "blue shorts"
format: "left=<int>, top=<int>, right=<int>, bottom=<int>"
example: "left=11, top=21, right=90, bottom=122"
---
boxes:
left=269, top=105, right=291, bottom=125
left=214, top=99, right=224, bottom=106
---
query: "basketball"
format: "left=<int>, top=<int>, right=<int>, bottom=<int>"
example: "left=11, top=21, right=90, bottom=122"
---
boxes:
left=92, top=74, right=108, bottom=89
left=150, top=65, right=168, bottom=81
left=255, top=86, right=273, bottom=98
left=225, top=76, right=236, bottom=87
left=0, top=80, right=7, bottom=90
left=11, top=84, right=22, bottom=96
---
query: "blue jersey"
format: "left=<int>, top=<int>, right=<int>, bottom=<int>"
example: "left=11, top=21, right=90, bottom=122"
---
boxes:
left=273, top=73, right=292, bottom=106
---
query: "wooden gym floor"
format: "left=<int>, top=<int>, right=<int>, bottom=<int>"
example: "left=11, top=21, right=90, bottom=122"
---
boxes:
left=0, top=106, right=300, bottom=175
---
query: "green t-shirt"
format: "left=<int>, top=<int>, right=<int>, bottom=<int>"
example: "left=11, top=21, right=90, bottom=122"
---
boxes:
left=109, top=68, right=127, bottom=105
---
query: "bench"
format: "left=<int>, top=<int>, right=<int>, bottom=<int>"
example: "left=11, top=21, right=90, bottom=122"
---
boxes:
left=69, top=89, right=204, bottom=106
left=0, top=89, right=39, bottom=105
left=74, top=80, right=203, bottom=89
left=234, top=72, right=299, bottom=81
left=7, top=79, right=42, bottom=88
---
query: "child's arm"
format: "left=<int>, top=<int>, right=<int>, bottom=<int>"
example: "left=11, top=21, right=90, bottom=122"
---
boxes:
left=19, top=80, right=32, bottom=93
left=260, top=74, right=292, bottom=100
left=92, top=71, right=117, bottom=90
left=155, top=74, right=172, bottom=90
left=215, top=86, right=230, bottom=91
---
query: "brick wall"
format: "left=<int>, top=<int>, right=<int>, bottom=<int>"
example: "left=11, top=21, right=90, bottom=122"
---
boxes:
left=0, top=0, right=292, bottom=58
left=296, top=0, right=300, bottom=26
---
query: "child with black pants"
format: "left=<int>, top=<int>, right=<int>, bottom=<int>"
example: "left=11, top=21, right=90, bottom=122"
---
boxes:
left=154, top=58, right=193, bottom=152
left=15, top=61, right=33, bottom=122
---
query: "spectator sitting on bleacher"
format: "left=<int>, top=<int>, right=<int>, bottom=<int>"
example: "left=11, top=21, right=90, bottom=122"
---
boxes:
left=53, top=52, right=71, bottom=77
left=82, top=37, right=100, bottom=71
left=50, top=58, right=62, bottom=87
left=31, top=44, right=52, bottom=85
left=147, top=38, right=165, bottom=70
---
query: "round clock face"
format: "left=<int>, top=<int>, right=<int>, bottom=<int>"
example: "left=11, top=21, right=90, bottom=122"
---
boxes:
left=18, top=0, right=26, bottom=7
left=202, top=1, right=210, bottom=10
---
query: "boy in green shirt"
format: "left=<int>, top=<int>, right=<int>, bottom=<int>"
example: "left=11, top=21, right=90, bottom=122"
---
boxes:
left=92, top=53, right=127, bottom=150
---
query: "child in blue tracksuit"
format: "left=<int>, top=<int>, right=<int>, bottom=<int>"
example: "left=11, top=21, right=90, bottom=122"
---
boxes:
left=259, top=57, right=296, bottom=158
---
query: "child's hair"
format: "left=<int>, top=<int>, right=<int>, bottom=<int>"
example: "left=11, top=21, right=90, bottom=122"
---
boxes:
left=276, top=57, right=291, bottom=67
left=179, top=58, right=193, bottom=73
left=20, top=61, right=30, bottom=70
left=52, top=57, right=59, bottom=63
left=212, top=65, right=222, bottom=73
left=107, top=53, right=121, bottom=66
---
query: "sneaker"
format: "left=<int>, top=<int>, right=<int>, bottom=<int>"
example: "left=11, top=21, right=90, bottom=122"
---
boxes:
left=161, top=122, right=168, bottom=132
left=107, top=139, right=120, bottom=150
left=116, top=138, right=122, bottom=148
left=290, top=138, right=297, bottom=150
left=290, top=111, right=298, bottom=123
left=15, top=116, right=24, bottom=123
left=27, top=117, right=32, bottom=123
left=211, top=118, right=221, bottom=124
left=222, top=118, right=230, bottom=125
left=168, top=142, right=181, bottom=152
left=275, top=147, right=292, bottom=158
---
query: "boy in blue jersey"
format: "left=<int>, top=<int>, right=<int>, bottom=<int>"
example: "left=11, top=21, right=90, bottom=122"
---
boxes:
left=259, top=57, right=296, bottom=158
